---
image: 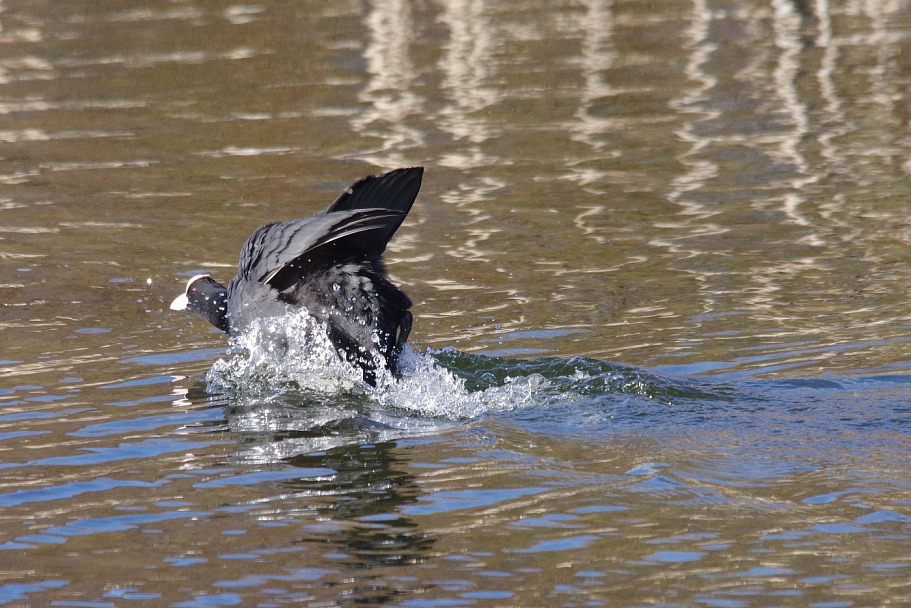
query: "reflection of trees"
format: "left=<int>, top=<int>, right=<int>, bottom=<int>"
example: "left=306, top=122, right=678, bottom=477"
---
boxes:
left=350, top=0, right=423, bottom=167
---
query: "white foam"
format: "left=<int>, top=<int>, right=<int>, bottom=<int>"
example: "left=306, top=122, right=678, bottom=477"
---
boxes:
left=371, top=345, right=545, bottom=419
left=205, top=310, right=545, bottom=420
left=207, top=312, right=361, bottom=395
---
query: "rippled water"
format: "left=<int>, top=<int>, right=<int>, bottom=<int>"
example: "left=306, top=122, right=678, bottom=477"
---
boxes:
left=3, top=0, right=911, bottom=606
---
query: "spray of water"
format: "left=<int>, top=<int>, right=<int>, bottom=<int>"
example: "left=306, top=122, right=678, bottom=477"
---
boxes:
left=205, top=311, right=546, bottom=420
left=204, top=309, right=727, bottom=432
left=207, top=313, right=363, bottom=395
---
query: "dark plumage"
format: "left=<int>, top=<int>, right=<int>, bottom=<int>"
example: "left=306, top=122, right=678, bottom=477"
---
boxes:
left=170, top=167, right=423, bottom=385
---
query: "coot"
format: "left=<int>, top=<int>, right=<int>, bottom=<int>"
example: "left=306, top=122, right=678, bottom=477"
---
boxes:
left=170, top=167, right=424, bottom=385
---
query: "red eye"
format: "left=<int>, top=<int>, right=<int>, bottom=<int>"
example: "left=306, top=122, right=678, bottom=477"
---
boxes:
left=190, top=288, right=197, bottom=295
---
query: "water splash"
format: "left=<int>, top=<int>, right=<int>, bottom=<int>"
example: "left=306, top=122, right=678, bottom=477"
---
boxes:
left=372, top=345, right=547, bottom=419
left=204, top=311, right=725, bottom=423
left=206, top=313, right=364, bottom=395
left=204, top=311, right=544, bottom=420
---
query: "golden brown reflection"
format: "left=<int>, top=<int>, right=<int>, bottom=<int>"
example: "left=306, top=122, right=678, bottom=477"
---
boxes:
left=0, top=0, right=910, bottom=372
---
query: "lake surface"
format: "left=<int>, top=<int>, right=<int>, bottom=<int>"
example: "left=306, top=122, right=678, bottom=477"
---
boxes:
left=2, top=0, right=911, bottom=605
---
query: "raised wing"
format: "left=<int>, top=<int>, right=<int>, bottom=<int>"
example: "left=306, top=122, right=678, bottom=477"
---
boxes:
left=237, top=209, right=402, bottom=285
left=236, top=167, right=423, bottom=292
left=324, top=166, right=423, bottom=241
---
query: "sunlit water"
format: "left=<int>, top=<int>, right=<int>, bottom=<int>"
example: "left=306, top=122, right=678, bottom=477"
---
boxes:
left=3, top=0, right=911, bottom=606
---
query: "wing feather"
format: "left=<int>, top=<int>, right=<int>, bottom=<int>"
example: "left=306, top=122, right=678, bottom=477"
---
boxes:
left=235, top=167, right=423, bottom=291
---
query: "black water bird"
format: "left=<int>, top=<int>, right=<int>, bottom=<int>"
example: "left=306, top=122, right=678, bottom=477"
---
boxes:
left=170, top=167, right=423, bottom=385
